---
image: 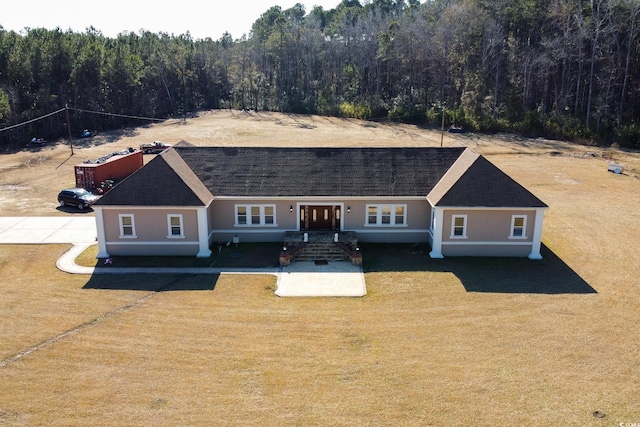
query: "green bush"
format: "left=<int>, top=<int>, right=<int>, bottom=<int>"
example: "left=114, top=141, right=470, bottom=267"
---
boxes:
left=339, top=102, right=372, bottom=119
left=616, top=124, right=640, bottom=148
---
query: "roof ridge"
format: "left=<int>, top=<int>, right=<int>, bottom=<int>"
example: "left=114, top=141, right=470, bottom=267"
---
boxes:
left=159, top=148, right=214, bottom=205
left=427, top=148, right=479, bottom=206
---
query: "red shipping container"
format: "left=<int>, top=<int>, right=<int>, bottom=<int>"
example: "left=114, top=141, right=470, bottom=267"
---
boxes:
left=75, top=149, right=143, bottom=192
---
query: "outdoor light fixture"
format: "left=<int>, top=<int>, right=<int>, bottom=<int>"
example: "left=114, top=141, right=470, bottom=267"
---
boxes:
left=347, top=206, right=351, bottom=213
left=290, top=205, right=293, bottom=212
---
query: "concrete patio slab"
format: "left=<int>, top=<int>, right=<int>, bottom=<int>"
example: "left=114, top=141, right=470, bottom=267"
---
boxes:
left=276, top=261, right=366, bottom=297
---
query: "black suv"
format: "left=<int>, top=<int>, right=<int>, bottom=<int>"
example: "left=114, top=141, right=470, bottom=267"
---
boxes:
left=57, top=188, right=100, bottom=210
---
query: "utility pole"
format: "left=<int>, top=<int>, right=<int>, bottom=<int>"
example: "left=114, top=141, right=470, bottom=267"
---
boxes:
left=440, top=105, right=445, bottom=147
left=65, top=104, right=74, bottom=155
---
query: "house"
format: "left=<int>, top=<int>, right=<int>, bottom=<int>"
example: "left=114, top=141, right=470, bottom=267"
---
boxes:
left=92, top=144, right=547, bottom=260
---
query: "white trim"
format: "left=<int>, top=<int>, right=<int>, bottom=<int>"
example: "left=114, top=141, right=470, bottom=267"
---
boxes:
left=442, top=240, right=533, bottom=246
left=350, top=227, right=426, bottom=234
left=429, top=207, right=444, bottom=258
left=166, top=214, right=185, bottom=239
left=118, top=214, right=137, bottom=238
left=365, top=204, right=407, bottom=227
left=217, top=196, right=426, bottom=201
left=196, top=207, right=212, bottom=258
left=508, top=214, right=528, bottom=239
left=433, top=206, right=548, bottom=211
left=234, top=204, right=277, bottom=227
left=105, top=240, right=200, bottom=246
left=101, top=205, right=208, bottom=210
left=450, top=214, right=468, bottom=239
left=528, top=208, right=545, bottom=260
left=296, top=203, right=345, bottom=232
left=210, top=227, right=431, bottom=235
left=94, top=207, right=109, bottom=258
left=212, top=228, right=288, bottom=234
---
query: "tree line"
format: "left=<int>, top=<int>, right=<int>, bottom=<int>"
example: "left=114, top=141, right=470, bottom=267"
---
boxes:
left=1, top=0, right=640, bottom=148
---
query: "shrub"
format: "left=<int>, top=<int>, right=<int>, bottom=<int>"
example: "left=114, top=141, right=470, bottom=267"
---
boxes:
left=339, top=102, right=372, bottom=119
left=616, top=123, right=640, bottom=148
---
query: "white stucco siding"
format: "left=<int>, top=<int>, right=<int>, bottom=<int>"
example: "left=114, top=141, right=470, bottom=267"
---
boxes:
left=210, top=199, right=298, bottom=230
left=341, top=199, right=429, bottom=230
left=441, top=209, right=535, bottom=243
left=100, top=207, right=203, bottom=257
left=438, top=208, right=541, bottom=257
left=206, top=198, right=432, bottom=243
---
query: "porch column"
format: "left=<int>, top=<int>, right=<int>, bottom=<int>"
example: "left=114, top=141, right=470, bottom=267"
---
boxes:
left=429, top=207, right=444, bottom=259
left=528, top=207, right=546, bottom=260
left=196, top=207, right=212, bottom=258
left=94, top=207, right=109, bottom=258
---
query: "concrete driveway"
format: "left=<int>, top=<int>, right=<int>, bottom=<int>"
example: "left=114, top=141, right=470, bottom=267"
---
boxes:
left=0, top=216, right=366, bottom=297
left=0, top=216, right=97, bottom=244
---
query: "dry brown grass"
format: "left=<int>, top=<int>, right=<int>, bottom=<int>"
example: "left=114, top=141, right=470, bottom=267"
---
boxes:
left=1, top=110, right=640, bottom=426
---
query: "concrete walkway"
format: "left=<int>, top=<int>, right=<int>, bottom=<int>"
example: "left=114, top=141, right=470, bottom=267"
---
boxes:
left=0, top=216, right=97, bottom=244
left=0, top=217, right=366, bottom=297
left=275, top=261, right=366, bottom=297
left=57, top=244, right=366, bottom=297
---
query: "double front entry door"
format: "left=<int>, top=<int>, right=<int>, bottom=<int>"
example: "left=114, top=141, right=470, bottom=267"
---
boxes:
left=299, top=205, right=341, bottom=231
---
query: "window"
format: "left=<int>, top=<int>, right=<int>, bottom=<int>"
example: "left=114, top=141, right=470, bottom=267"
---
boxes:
left=264, top=206, right=274, bottom=225
left=235, top=204, right=277, bottom=226
left=510, top=215, right=527, bottom=239
left=367, top=206, right=378, bottom=225
left=167, top=214, right=184, bottom=238
left=119, top=214, right=136, bottom=238
left=450, top=215, right=467, bottom=238
left=395, top=206, right=405, bottom=224
left=251, top=206, right=260, bottom=224
left=237, top=206, right=247, bottom=225
left=365, top=204, right=406, bottom=226
left=381, top=206, right=391, bottom=224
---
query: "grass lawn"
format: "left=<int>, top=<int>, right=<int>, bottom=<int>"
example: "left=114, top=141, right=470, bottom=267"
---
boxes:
left=1, top=237, right=638, bottom=426
left=1, top=111, right=640, bottom=426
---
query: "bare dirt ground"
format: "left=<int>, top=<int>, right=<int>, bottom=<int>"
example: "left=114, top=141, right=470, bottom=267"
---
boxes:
left=1, top=109, right=638, bottom=216
left=1, top=110, right=640, bottom=426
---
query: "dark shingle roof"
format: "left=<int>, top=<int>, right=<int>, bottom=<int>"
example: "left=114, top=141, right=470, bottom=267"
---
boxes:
left=95, top=145, right=546, bottom=208
left=174, top=146, right=466, bottom=197
left=427, top=151, right=547, bottom=208
left=94, top=148, right=213, bottom=206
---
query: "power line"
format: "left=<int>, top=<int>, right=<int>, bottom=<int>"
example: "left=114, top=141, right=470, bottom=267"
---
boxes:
left=0, top=108, right=66, bottom=133
left=68, top=107, right=166, bottom=122
left=0, top=107, right=166, bottom=135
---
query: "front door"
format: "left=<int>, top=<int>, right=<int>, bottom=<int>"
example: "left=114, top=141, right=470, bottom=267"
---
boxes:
left=300, top=205, right=340, bottom=231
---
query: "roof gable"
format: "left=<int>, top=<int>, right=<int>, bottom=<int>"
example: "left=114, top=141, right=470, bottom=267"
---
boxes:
left=428, top=151, right=547, bottom=208
left=94, top=149, right=213, bottom=207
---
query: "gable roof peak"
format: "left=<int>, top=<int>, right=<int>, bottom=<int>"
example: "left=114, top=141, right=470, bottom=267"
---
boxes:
left=94, top=147, right=213, bottom=207
left=428, top=148, right=547, bottom=208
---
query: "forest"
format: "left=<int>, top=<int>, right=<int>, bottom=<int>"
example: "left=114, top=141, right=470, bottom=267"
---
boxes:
left=1, top=0, right=640, bottom=148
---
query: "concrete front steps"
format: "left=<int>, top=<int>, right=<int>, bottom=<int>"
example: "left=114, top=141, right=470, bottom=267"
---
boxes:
left=294, top=241, right=350, bottom=262
left=280, top=231, right=361, bottom=266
